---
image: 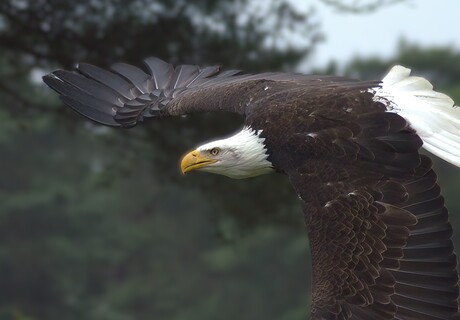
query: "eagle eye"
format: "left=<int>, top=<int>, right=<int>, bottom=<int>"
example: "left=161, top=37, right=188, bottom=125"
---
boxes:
left=210, top=148, right=220, bottom=156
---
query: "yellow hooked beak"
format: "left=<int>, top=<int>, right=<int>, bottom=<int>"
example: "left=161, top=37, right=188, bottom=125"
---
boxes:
left=180, top=149, right=217, bottom=174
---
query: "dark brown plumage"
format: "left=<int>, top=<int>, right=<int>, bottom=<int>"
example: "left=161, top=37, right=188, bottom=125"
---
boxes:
left=43, top=58, right=460, bottom=319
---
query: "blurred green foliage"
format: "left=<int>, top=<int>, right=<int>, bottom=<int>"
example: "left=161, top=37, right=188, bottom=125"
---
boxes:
left=0, top=1, right=315, bottom=319
left=0, top=1, right=459, bottom=319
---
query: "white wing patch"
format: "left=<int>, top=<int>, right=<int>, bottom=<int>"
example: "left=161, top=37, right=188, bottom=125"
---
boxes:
left=372, top=65, right=460, bottom=167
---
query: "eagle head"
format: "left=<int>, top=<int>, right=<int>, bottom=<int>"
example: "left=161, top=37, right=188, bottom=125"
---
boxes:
left=180, top=127, right=274, bottom=179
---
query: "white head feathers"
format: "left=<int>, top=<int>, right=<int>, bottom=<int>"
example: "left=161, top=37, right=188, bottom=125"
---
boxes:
left=196, top=127, right=274, bottom=179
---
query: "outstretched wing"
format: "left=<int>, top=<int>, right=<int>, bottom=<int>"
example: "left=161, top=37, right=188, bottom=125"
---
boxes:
left=297, top=158, right=458, bottom=320
left=43, top=57, right=241, bottom=127
left=43, top=57, right=377, bottom=127
left=266, top=96, right=460, bottom=319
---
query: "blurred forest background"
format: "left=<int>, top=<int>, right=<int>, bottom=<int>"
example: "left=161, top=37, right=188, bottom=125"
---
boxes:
left=1, top=0, right=459, bottom=319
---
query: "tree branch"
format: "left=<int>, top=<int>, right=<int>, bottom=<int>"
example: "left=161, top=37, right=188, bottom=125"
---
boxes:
left=319, top=0, right=407, bottom=13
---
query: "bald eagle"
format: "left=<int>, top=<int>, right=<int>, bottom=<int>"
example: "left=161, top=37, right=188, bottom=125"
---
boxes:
left=43, top=58, right=460, bottom=320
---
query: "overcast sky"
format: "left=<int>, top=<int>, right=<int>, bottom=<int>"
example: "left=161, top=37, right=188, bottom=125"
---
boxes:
left=307, top=0, right=460, bottom=68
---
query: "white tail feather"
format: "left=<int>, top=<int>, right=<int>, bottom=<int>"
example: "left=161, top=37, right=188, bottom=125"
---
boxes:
left=372, top=65, right=460, bottom=167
